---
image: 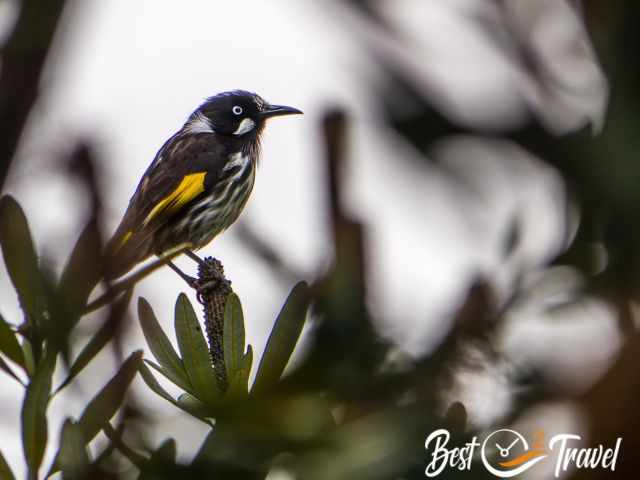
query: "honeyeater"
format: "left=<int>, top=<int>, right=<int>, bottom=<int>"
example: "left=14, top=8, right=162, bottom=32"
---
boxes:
left=104, top=90, right=302, bottom=279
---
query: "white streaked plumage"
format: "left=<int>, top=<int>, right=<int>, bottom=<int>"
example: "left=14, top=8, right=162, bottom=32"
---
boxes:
left=223, top=152, right=250, bottom=172
left=181, top=149, right=256, bottom=245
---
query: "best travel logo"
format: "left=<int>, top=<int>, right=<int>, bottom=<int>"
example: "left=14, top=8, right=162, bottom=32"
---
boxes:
left=424, top=428, right=622, bottom=478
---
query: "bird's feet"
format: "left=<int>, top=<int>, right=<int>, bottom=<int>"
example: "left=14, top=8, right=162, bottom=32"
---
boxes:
left=167, top=256, right=231, bottom=302
left=193, top=277, right=231, bottom=303
left=194, top=257, right=232, bottom=303
left=185, top=249, right=205, bottom=266
left=167, top=261, right=199, bottom=286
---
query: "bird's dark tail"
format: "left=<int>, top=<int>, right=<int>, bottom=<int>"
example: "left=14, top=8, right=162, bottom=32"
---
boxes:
left=103, top=229, right=153, bottom=281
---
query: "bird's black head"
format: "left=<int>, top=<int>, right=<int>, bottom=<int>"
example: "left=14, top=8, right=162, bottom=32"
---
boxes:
left=187, top=90, right=302, bottom=137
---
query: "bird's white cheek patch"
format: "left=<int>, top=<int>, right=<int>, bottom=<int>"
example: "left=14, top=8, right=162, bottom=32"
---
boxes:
left=233, top=118, right=256, bottom=136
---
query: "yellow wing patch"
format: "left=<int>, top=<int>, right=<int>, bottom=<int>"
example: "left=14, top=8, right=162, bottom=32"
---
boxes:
left=144, top=172, right=206, bottom=226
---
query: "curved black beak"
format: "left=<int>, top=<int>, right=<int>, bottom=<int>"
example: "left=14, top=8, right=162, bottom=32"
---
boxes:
left=260, top=104, right=303, bottom=119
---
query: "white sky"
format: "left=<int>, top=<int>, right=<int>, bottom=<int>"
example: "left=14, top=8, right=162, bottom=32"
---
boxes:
left=0, top=1, right=619, bottom=477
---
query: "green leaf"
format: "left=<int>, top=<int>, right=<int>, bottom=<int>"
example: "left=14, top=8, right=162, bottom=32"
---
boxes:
left=0, top=313, right=24, bottom=369
left=223, top=293, right=245, bottom=379
left=138, top=363, right=211, bottom=425
left=242, top=345, right=253, bottom=378
left=56, top=220, right=103, bottom=338
left=253, top=282, right=310, bottom=394
left=144, top=360, right=193, bottom=395
left=139, top=362, right=176, bottom=405
left=176, top=393, right=210, bottom=418
left=174, top=294, right=219, bottom=404
left=56, top=290, right=133, bottom=394
left=57, top=420, right=89, bottom=480
left=0, top=448, right=16, bottom=480
left=138, top=297, right=192, bottom=392
left=0, top=196, right=47, bottom=327
left=226, top=370, right=249, bottom=399
left=78, top=350, right=142, bottom=444
left=21, top=338, right=35, bottom=377
left=57, top=221, right=103, bottom=327
left=226, top=345, right=253, bottom=398
left=21, top=351, right=56, bottom=478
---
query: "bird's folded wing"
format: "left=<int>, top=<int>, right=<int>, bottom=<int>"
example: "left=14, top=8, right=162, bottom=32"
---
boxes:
left=105, top=133, right=227, bottom=278
left=142, top=172, right=207, bottom=226
left=110, top=171, right=206, bottom=253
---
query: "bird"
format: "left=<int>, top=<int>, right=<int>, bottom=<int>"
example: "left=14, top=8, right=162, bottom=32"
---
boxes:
left=104, top=90, right=302, bottom=281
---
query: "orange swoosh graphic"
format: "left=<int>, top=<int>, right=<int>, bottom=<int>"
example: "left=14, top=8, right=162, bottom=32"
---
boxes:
left=499, top=450, right=546, bottom=467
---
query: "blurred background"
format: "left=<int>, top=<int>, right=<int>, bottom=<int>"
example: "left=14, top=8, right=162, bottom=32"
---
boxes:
left=1, top=0, right=639, bottom=479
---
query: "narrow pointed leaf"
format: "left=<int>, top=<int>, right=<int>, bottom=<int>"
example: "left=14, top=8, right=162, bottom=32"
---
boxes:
left=138, top=297, right=191, bottom=390
left=56, top=290, right=133, bottom=394
left=0, top=314, right=24, bottom=369
left=253, top=282, right=310, bottom=394
left=21, top=351, right=56, bottom=478
left=228, top=345, right=252, bottom=397
left=58, top=420, right=89, bottom=480
left=139, top=363, right=211, bottom=425
left=174, top=294, right=220, bottom=404
left=78, top=350, right=142, bottom=444
left=177, top=393, right=210, bottom=418
left=240, top=345, right=253, bottom=393
left=0, top=196, right=48, bottom=326
left=223, top=293, right=245, bottom=378
left=242, top=344, right=253, bottom=373
left=144, top=359, right=194, bottom=395
left=22, top=338, right=35, bottom=377
left=0, top=449, right=15, bottom=480
left=139, top=363, right=177, bottom=405
left=58, top=221, right=103, bottom=320
left=0, top=355, right=23, bottom=385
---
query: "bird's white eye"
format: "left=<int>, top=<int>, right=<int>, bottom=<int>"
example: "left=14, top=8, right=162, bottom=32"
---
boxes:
left=232, top=106, right=243, bottom=115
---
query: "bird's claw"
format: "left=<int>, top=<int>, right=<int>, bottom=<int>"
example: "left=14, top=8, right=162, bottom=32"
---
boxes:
left=193, top=277, right=232, bottom=303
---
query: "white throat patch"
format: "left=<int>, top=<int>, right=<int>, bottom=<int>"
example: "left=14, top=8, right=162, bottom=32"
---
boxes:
left=185, top=112, right=214, bottom=134
left=233, top=118, right=256, bottom=136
